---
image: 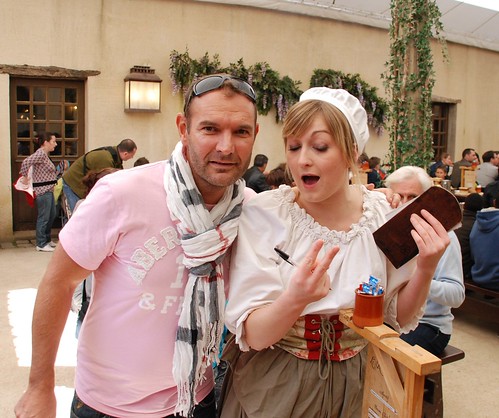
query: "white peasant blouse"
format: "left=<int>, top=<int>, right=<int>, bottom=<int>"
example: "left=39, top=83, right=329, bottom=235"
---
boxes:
left=225, top=185, right=421, bottom=351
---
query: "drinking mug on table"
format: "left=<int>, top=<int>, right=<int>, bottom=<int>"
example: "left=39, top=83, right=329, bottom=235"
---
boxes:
left=441, top=179, right=451, bottom=191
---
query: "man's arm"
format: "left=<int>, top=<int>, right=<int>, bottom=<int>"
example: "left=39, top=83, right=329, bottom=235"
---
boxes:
left=15, top=244, right=91, bottom=418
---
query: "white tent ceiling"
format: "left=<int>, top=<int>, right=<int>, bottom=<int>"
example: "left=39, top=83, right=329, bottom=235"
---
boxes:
left=198, top=0, right=499, bottom=52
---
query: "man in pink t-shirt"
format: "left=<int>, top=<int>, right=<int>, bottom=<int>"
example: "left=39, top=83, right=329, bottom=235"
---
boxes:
left=15, top=74, right=260, bottom=418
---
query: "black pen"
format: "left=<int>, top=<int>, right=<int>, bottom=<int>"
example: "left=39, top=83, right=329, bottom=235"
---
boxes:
left=274, top=247, right=298, bottom=267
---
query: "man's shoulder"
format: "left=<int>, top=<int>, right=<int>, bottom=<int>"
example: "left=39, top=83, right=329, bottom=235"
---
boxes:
left=243, top=165, right=258, bottom=180
left=246, top=167, right=264, bottom=182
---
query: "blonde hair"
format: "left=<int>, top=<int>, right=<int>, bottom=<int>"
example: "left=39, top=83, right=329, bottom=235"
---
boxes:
left=282, top=100, right=359, bottom=175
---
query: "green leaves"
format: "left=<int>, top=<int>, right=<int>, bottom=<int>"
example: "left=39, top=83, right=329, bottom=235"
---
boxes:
left=383, top=0, right=447, bottom=170
left=169, top=49, right=301, bottom=122
left=169, top=50, right=387, bottom=129
left=310, top=69, right=388, bottom=135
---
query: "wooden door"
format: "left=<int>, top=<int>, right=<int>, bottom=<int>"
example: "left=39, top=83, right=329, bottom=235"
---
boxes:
left=11, top=78, right=85, bottom=230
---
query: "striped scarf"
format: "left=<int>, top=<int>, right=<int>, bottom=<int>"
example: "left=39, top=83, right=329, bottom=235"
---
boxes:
left=165, top=142, right=245, bottom=417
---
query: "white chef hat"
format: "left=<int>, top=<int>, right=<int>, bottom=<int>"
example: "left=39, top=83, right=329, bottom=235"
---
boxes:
left=299, top=87, right=369, bottom=153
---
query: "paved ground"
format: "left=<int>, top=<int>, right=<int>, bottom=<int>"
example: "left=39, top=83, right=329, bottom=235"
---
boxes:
left=2, top=241, right=498, bottom=417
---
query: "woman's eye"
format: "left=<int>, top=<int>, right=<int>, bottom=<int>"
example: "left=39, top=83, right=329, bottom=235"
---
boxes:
left=315, top=145, right=328, bottom=152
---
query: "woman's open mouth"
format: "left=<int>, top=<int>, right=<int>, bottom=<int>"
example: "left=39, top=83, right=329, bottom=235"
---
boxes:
left=302, top=175, right=320, bottom=186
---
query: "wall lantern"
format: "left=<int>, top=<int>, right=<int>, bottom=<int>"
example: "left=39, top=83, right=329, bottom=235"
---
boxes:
left=124, top=65, right=162, bottom=112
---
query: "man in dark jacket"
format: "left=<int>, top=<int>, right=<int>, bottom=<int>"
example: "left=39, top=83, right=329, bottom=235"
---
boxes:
left=243, top=153, right=270, bottom=193
left=450, top=148, right=477, bottom=188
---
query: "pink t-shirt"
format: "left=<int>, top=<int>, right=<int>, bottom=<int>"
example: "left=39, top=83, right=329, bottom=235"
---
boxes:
left=60, top=161, right=229, bottom=417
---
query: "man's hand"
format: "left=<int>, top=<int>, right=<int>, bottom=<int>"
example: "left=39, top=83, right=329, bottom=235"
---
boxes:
left=15, top=385, right=56, bottom=418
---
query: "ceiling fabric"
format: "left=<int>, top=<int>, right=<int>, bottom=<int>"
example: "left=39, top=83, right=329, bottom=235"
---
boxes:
left=197, top=0, right=499, bottom=52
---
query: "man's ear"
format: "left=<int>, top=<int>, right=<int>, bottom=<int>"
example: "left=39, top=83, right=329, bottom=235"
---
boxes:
left=176, top=113, right=188, bottom=145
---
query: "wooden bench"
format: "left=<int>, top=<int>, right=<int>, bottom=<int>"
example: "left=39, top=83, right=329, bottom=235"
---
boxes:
left=454, top=280, right=499, bottom=328
left=422, top=344, right=465, bottom=418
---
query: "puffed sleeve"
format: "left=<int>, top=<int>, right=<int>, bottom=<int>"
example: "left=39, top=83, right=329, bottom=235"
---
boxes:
left=225, top=192, right=290, bottom=351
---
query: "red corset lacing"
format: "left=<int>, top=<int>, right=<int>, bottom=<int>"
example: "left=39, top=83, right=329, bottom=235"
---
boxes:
left=304, top=314, right=345, bottom=363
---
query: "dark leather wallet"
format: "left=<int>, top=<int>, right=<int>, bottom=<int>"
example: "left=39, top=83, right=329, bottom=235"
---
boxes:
left=373, top=186, right=462, bottom=268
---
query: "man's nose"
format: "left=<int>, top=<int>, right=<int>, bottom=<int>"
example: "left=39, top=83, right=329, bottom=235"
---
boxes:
left=216, top=131, right=235, bottom=154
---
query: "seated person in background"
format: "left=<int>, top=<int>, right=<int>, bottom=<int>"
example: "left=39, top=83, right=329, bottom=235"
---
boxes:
left=357, top=151, right=369, bottom=170
left=455, top=193, right=484, bottom=280
left=470, top=187, right=499, bottom=291
left=385, top=166, right=465, bottom=356
left=450, top=148, right=477, bottom=189
left=476, top=150, right=499, bottom=187
left=367, top=156, right=383, bottom=188
left=434, top=166, right=448, bottom=181
left=265, top=163, right=294, bottom=189
left=483, top=180, right=499, bottom=208
left=134, top=156, right=150, bottom=166
left=243, top=154, right=271, bottom=193
left=429, top=152, right=453, bottom=178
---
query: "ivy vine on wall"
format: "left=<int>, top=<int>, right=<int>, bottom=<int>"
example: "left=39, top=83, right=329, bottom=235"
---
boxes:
left=169, top=49, right=388, bottom=132
left=169, top=49, right=301, bottom=122
left=310, top=69, right=388, bottom=135
left=382, top=0, right=447, bottom=170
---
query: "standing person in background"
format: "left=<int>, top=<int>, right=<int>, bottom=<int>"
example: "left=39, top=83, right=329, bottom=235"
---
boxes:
left=219, top=88, right=449, bottom=418
left=19, top=133, right=58, bottom=252
left=476, top=150, right=499, bottom=187
left=450, top=148, right=477, bottom=188
left=14, top=74, right=259, bottom=418
left=385, top=166, right=464, bottom=356
left=455, top=193, right=484, bottom=280
left=243, top=153, right=271, bottom=193
left=429, top=152, right=453, bottom=178
left=62, top=138, right=137, bottom=212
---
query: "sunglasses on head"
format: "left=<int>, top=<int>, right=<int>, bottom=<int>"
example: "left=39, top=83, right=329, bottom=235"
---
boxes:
left=183, top=75, right=256, bottom=113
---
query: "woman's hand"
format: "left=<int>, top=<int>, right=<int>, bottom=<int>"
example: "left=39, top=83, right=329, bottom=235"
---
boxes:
left=396, top=209, right=450, bottom=327
left=285, top=240, right=339, bottom=307
left=410, top=209, right=450, bottom=275
left=245, top=240, right=339, bottom=350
